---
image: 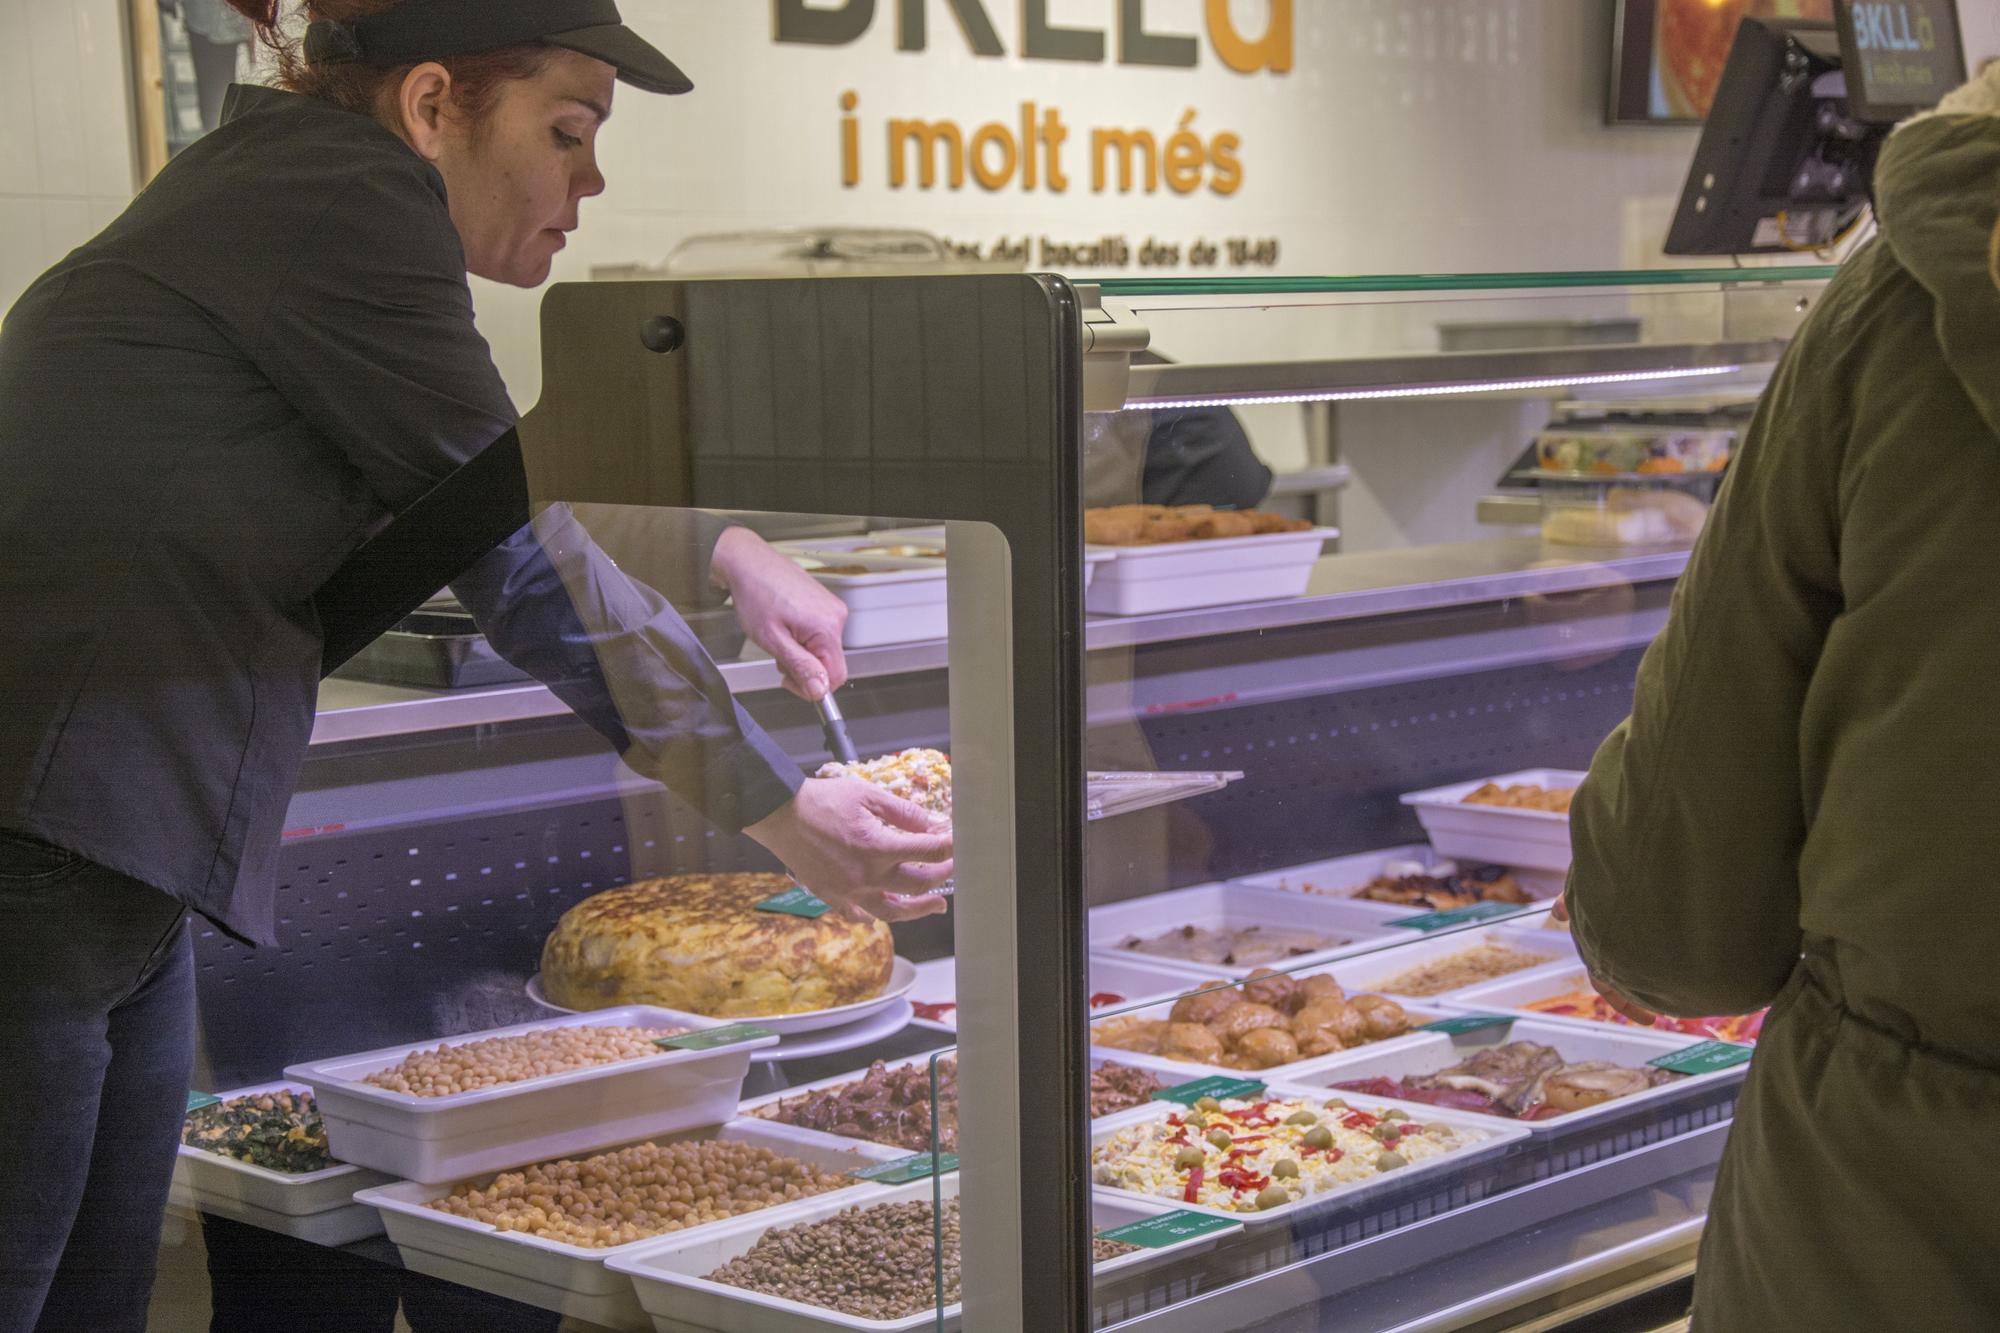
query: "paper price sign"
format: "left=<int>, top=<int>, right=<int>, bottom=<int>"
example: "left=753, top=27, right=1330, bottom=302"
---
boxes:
left=1648, top=1040, right=1753, bottom=1075
left=1095, top=1210, right=1237, bottom=1248
left=850, top=1153, right=958, bottom=1184
left=1151, top=1075, right=1266, bottom=1106
left=1417, top=1015, right=1517, bottom=1036
left=756, top=885, right=831, bottom=918
left=186, top=1091, right=222, bottom=1113
left=654, top=1024, right=776, bottom=1051
left=1389, top=902, right=1526, bottom=932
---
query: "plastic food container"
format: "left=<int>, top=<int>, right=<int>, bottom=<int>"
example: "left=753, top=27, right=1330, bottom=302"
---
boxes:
left=1536, top=477, right=1716, bottom=548
left=1087, top=882, right=1406, bottom=980
left=284, top=1006, right=776, bottom=1184
left=1230, top=845, right=1561, bottom=918
left=1087, top=1083, right=1529, bottom=1229
left=354, top=1119, right=901, bottom=1329
left=1438, top=964, right=1766, bottom=1045
left=1532, top=427, right=1734, bottom=476
left=1084, top=526, right=1338, bottom=616
left=907, top=955, right=1192, bottom=1032
left=1283, top=1017, right=1748, bottom=1134
left=1319, top=923, right=1579, bottom=1001
left=606, top=1173, right=1239, bottom=1333
left=799, top=559, right=948, bottom=649
left=1088, top=988, right=1450, bottom=1083
left=1399, top=770, right=1586, bottom=874
left=171, top=1082, right=394, bottom=1246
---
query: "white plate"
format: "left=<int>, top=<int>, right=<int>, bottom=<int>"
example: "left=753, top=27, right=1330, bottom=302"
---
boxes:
left=355, top=1119, right=902, bottom=1330
left=1088, top=1082, right=1529, bottom=1227
left=173, top=1081, right=394, bottom=1245
left=1084, top=526, right=1338, bottom=616
left=608, top=1174, right=1239, bottom=1333
left=907, top=956, right=1192, bottom=1033
left=527, top=980, right=917, bottom=1065
left=528, top=956, right=918, bottom=1036
left=1399, top=769, right=1586, bottom=873
left=285, top=1007, right=772, bottom=1185
left=1281, top=1017, right=1748, bottom=1135
left=1087, top=882, right=1409, bottom=981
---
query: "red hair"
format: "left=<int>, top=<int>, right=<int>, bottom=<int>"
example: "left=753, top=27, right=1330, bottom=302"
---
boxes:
left=223, top=0, right=555, bottom=124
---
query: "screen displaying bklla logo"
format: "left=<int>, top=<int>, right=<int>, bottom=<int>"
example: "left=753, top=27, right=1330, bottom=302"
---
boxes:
left=775, top=0, right=1292, bottom=74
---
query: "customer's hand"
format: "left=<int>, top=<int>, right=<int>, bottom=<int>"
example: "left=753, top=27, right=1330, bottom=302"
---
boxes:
left=710, top=526, right=850, bottom=701
left=743, top=777, right=953, bottom=922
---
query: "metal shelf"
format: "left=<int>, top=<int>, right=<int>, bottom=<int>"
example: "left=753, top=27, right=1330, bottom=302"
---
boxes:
left=312, top=539, right=1689, bottom=747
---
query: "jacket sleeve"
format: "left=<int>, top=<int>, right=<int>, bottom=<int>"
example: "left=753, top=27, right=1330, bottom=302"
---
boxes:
left=254, top=161, right=518, bottom=511
left=449, top=506, right=804, bottom=835
left=1565, top=352, right=1842, bottom=1017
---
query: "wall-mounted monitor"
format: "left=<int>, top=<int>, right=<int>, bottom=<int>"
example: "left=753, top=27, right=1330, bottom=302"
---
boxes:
left=1612, top=0, right=1837, bottom=124
left=1835, top=0, right=1967, bottom=122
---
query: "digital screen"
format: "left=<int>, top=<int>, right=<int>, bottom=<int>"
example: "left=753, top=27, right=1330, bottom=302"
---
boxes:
left=1613, top=0, right=1835, bottom=124
left=1838, top=1, right=1966, bottom=118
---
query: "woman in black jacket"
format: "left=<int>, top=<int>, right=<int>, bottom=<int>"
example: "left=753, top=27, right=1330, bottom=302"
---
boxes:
left=0, top=4, right=949, bottom=1328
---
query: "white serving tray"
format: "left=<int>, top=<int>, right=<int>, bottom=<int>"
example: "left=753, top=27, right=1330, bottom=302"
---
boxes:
left=1438, top=964, right=1767, bottom=1044
left=172, top=1082, right=394, bottom=1246
left=1231, top=845, right=1563, bottom=917
left=1399, top=769, right=1586, bottom=873
left=1089, top=1083, right=1529, bottom=1228
left=608, top=1172, right=1238, bottom=1333
left=1088, top=989, right=1450, bottom=1083
left=1084, top=526, right=1338, bottom=616
left=285, top=1006, right=775, bottom=1184
left=800, top=560, right=947, bottom=649
left=907, top=955, right=1192, bottom=1033
left=526, top=958, right=915, bottom=1035
left=354, top=1119, right=902, bottom=1330
left=1283, top=1016, right=1746, bottom=1134
left=1087, top=882, right=1408, bottom=980
left=1316, top=921, right=1578, bottom=1001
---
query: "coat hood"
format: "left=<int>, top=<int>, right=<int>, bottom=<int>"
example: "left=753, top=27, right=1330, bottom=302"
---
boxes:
left=1874, top=64, right=2000, bottom=440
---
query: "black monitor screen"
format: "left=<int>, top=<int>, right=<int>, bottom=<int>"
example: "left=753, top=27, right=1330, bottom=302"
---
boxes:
left=1837, top=1, right=1967, bottom=121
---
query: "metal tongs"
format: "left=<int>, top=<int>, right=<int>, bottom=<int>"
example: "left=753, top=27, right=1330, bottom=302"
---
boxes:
left=815, top=691, right=859, bottom=764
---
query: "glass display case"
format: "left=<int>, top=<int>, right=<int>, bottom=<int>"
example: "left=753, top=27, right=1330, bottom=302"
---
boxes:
left=162, top=266, right=1834, bottom=1332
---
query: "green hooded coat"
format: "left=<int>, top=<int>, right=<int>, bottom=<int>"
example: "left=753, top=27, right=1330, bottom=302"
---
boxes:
left=1566, top=109, right=2000, bottom=1331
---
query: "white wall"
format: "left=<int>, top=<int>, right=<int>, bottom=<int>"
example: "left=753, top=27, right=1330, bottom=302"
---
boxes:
left=0, top=0, right=135, bottom=312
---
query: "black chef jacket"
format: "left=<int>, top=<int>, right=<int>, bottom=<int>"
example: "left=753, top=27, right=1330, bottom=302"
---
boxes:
left=0, top=85, right=802, bottom=945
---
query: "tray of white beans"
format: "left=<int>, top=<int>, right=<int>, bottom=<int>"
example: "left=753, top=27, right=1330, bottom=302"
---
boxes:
left=286, top=1006, right=777, bottom=1184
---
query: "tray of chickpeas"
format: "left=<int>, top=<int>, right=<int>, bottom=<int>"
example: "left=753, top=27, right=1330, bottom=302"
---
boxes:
left=285, top=1006, right=778, bottom=1185
left=352, top=1119, right=903, bottom=1329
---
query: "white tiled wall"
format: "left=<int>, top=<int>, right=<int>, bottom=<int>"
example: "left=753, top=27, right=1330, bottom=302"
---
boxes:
left=0, top=0, right=135, bottom=311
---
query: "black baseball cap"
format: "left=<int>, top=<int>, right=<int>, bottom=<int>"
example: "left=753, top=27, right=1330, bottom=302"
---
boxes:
left=305, top=0, right=692, bottom=95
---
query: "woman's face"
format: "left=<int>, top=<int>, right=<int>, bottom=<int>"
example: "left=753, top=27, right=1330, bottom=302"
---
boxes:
left=405, top=50, right=615, bottom=288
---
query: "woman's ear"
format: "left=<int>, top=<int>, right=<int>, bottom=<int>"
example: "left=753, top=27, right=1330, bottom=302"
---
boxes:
left=392, top=62, right=454, bottom=160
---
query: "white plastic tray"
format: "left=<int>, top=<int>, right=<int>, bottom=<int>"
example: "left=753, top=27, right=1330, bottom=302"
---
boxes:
left=1283, top=1017, right=1747, bottom=1135
left=1088, top=989, right=1450, bottom=1083
left=355, top=1119, right=901, bottom=1330
left=1399, top=769, right=1586, bottom=873
left=608, top=1172, right=1238, bottom=1333
left=285, top=1006, right=775, bottom=1184
left=1089, top=1083, right=1529, bottom=1228
left=526, top=957, right=915, bottom=1035
left=1084, top=526, right=1338, bottom=616
left=1087, top=882, right=1408, bottom=980
left=1316, top=921, right=1579, bottom=1001
left=802, top=561, right=946, bottom=649
left=907, top=955, right=1192, bottom=1033
left=1231, top=845, right=1563, bottom=917
left=171, top=1082, right=394, bottom=1246
left=1437, top=964, right=1767, bottom=1044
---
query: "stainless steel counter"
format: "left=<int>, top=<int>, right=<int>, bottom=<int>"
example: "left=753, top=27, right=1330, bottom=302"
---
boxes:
left=311, top=537, right=1688, bottom=746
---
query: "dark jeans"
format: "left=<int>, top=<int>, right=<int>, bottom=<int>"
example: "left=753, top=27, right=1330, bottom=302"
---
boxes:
left=0, top=830, right=193, bottom=1333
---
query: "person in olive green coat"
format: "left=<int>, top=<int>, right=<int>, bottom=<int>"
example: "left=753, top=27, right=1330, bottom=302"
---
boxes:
left=1565, top=67, right=2000, bottom=1332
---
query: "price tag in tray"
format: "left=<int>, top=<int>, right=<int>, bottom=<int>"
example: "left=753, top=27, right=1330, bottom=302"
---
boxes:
left=1095, top=1210, right=1237, bottom=1248
left=1150, top=1075, right=1267, bottom=1106
left=654, top=1024, right=777, bottom=1052
left=1388, top=902, right=1527, bottom=932
left=1647, top=1040, right=1754, bottom=1075
left=1417, top=1014, right=1517, bottom=1036
left=186, top=1091, right=222, bottom=1114
left=756, top=885, right=831, bottom=918
left=850, top=1152, right=958, bottom=1184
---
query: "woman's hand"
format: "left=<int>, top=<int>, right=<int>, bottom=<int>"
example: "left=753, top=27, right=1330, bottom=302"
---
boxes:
left=743, top=777, right=953, bottom=922
left=710, top=526, right=849, bottom=701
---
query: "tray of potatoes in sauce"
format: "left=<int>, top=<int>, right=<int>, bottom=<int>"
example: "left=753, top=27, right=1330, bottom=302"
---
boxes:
left=1092, top=968, right=1427, bottom=1072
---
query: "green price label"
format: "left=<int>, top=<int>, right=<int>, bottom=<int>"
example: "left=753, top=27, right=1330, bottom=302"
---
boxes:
left=1095, top=1210, right=1237, bottom=1248
left=850, top=1152, right=958, bottom=1184
left=1150, top=1076, right=1267, bottom=1106
left=1648, top=1040, right=1754, bottom=1075
left=654, top=1024, right=777, bottom=1052
left=756, top=885, right=831, bottom=918
left=186, top=1091, right=221, bottom=1114
left=1388, top=902, right=1526, bottom=932
left=1418, top=1014, right=1517, bottom=1036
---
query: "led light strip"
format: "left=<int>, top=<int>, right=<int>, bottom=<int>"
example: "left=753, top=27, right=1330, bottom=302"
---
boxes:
left=1125, top=364, right=1747, bottom=411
